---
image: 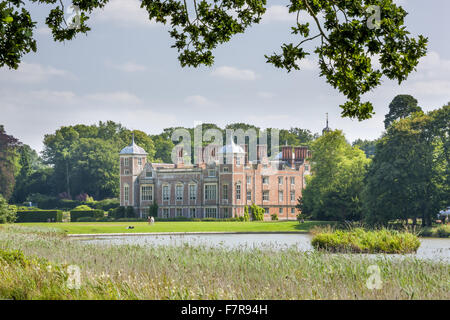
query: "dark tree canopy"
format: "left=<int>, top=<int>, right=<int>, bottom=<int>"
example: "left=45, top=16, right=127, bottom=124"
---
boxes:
left=0, top=125, right=21, bottom=200
left=384, top=94, right=422, bottom=129
left=1, top=0, right=427, bottom=120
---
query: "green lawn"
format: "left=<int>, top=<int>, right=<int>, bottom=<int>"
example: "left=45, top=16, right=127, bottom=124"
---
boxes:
left=15, top=220, right=331, bottom=235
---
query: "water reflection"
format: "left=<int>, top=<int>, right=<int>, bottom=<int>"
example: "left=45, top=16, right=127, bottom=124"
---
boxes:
left=80, top=233, right=450, bottom=262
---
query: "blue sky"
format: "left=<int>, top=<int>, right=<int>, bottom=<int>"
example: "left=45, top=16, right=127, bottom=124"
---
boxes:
left=1, top=0, right=449, bottom=153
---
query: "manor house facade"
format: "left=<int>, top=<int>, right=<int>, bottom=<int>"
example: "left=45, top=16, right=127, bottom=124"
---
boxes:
left=119, top=139, right=311, bottom=220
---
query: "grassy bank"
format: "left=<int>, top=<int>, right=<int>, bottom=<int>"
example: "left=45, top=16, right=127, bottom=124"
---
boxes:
left=0, top=225, right=448, bottom=299
left=419, top=225, right=450, bottom=238
left=14, top=220, right=330, bottom=234
left=311, top=228, right=421, bottom=254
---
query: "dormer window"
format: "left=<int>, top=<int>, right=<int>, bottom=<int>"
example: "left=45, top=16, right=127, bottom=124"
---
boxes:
left=208, top=169, right=216, bottom=177
left=146, top=171, right=153, bottom=178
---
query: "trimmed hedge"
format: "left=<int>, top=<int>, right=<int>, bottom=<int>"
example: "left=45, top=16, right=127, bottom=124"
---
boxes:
left=70, top=210, right=104, bottom=222
left=16, top=210, right=63, bottom=223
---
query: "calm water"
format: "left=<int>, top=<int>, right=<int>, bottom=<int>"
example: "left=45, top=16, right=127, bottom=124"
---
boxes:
left=80, top=233, right=450, bottom=262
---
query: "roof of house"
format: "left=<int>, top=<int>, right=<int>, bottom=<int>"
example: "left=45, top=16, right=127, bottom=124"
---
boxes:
left=218, top=141, right=245, bottom=154
left=119, top=135, right=148, bottom=155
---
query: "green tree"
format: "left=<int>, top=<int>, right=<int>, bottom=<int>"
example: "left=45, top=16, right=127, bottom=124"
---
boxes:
left=364, top=106, right=448, bottom=226
left=0, top=194, right=16, bottom=223
left=2, top=0, right=427, bottom=120
left=0, top=125, right=21, bottom=201
left=384, top=95, right=422, bottom=129
left=301, top=130, right=370, bottom=221
left=352, top=139, right=377, bottom=158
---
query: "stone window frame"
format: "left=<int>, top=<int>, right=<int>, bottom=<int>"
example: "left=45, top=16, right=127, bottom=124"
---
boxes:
left=141, top=184, right=154, bottom=202
left=189, top=183, right=197, bottom=201
left=204, top=183, right=218, bottom=201
left=123, top=183, right=129, bottom=203
left=205, top=207, right=217, bottom=218
left=222, top=184, right=229, bottom=201
left=162, top=184, right=170, bottom=201
left=175, top=184, right=184, bottom=201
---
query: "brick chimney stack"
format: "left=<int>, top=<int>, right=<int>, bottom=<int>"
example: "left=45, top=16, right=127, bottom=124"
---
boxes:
left=294, top=146, right=308, bottom=162
left=281, top=146, right=293, bottom=164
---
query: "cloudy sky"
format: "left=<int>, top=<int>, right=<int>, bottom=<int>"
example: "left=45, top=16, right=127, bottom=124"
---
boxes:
left=1, top=0, right=449, bottom=153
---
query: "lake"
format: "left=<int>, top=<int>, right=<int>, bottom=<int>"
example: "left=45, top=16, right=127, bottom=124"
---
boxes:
left=80, top=233, right=450, bottom=262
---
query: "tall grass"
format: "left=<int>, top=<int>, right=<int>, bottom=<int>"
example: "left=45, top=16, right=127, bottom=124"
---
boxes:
left=311, top=226, right=421, bottom=254
left=0, top=225, right=448, bottom=300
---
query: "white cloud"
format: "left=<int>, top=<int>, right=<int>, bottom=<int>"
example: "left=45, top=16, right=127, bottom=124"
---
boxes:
left=258, top=91, right=276, bottom=99
left=297, top=57, right=317, bottom=71
left=184, top=95, right=218, bottom=108
left=85, top=91, right=143, bottom=105
left=211, top=66, right=258, bottom=81
left=105, top=61, right=147, bottom=72
left=94, top=0, right=159, bottom=27
left=262, top=5, right=313, bottom=23
left=0, top=62, right=69, bottom=84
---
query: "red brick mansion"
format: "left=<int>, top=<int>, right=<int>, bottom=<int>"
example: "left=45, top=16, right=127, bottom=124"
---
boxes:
left=119, top=138, right=311, bottom=220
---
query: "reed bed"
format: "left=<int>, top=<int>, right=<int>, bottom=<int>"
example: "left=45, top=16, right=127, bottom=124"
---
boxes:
left=0, top=225, right=448, bottom=300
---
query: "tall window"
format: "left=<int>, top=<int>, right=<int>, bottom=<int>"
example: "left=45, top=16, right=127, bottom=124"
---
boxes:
left=279, top=191, right=283, bottom=202
left=223, top=207, right=229, bottom=218
left=279, top=207, right=283, bottom=214
left=262, top=176, right=269, bottom=184
left=278, top=176, right=283, bottom=185
left=290, top=191, right=295, bottom=201
left=246, top=191, right=251, bottom=201
left=138, top=158, right=142, bottom=166
left=162, top=185, right=170, bottom=201
left=291, top=208, right=295, bottom=214
left=246, top=176, right=251, bottom=184
left=176, top=208, right=182, bottom=216
left=124, top=158, right=129, bottom=166
left=124, top=184, right=129, bottom=202
left=189, top=208, right=196, bottom=218
left=222, top=184, right=228, bottom=200
left=236, top=157, right=241, bottom=165
left=189, top=184, right=197, bottom=200
left=205, top=184, right=217, bottom=201
left=162, top=208, right=169, bottom=218
left=263, top=191, right=269, bottom=201
left=141, top=185, right=153, bottom=201
left=290, top=177, right=295, bottom=185
left=176, top=185, right=183, bottom=201
left=205, top=208, right=217, bottom=218
left=236, top=184, right=241, bottom=200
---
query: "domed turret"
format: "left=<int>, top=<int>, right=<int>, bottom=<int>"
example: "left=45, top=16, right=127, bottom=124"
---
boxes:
left=120, top=134, right=148, bottom=155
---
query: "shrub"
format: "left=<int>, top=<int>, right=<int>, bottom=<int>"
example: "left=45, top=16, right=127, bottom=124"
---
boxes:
left=250, top=204, right=264, bottom=221
left=15, top=210, right=63, bottom=223
left=73, top=205, right=93, bottom=211
left=311, top=227, right=421, bottom=254
left=243, top=206, right=250, bottom=222
left=91, top=199, right=120, bottom=211
left=70, top=209, right=104, bottom=222
left=0, top=195, right=17, bottom=224
left=271, top=214, right=278, bottom=221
